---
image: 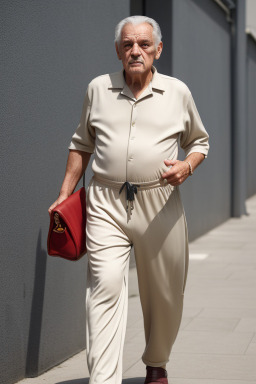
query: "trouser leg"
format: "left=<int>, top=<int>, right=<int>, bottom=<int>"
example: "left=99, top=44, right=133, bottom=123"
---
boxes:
left=133, top=187, right=189, bottom=367
left=85, top=182, right=131, bottom=384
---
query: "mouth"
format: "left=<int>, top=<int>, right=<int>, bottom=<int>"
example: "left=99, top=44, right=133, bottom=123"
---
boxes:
left=129, top=61, right=143, bottom=65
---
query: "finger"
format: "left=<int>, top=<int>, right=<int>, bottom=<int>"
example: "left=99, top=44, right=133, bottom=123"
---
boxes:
left=162, top=170, right=175, bottom=179
left=164, top=163, right=188, bottom=178
left=165, top=178, right=180, bottom=186
left=48, top=206, right=54, bottom=215
left=164, top=159, right=178, bottom=166
left=164, top=178, right=178, bottom=186
left=162, top=170, right=171, bottom=179
left=162, top=166, right=178, bottom=179
left=48, top=201, right=57, bottom=215
left=165, top=173, right=188, bottom=185
left=163, top=173, right=177, bottom=183
left=164, top=171, right=186, bottom=183
left=162, top=174, right=174, bottom=181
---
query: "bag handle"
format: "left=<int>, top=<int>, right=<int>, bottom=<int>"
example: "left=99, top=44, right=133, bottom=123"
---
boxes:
left=82, top=173, right=85, bottom=188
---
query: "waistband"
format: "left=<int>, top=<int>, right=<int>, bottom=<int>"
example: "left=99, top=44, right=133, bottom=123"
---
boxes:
left=93, top=174, right=173, bottom=190
left=92, top=174, right=174, bottom=216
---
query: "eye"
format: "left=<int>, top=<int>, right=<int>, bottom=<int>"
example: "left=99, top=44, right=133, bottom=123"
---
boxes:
left=141, top=43, right=149, bottom=48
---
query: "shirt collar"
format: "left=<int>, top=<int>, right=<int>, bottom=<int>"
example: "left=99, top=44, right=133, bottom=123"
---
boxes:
left=108, top=66, right=166, bottom=94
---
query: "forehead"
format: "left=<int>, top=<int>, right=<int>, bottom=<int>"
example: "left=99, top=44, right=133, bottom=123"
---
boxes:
left=121, top=22, right=154, bottom=41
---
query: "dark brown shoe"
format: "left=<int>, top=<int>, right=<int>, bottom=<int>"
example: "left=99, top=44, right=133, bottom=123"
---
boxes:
left=144, top=365, right=168, bottom=384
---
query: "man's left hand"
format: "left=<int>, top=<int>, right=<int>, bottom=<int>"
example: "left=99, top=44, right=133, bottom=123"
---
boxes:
left=161, top=159, right=190, bottom=186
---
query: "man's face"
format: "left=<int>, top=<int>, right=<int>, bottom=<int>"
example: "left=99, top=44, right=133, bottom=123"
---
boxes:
left=115, top=23, right=162, bottom=77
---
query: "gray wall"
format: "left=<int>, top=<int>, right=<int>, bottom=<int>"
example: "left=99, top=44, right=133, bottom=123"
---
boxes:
left=146, top=0, right=232, bottom=240
left=0, top=1, right=129, bottom=383
left=172, top=0, right=232, bottom=239
left=247, top=35, right=256, bottom=197
left=145, top=0, right=173, bottom=76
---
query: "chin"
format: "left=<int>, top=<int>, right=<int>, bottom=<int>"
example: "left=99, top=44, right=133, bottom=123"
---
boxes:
left=128, top=67, right=145, bottom=74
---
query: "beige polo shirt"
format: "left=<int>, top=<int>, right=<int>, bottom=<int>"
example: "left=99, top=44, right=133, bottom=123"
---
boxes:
left=68, top=66, right=209, bottom=183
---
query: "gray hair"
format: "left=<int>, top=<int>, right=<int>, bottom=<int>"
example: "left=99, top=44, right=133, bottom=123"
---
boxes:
left=115, top=16, right=162, bottom=48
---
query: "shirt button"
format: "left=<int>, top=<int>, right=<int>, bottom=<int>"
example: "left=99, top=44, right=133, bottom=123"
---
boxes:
left=132, top=122, right=135, bottom=126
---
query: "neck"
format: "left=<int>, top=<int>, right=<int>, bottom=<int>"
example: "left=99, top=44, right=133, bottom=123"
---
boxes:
left=125, top=69, right=153, bottom=98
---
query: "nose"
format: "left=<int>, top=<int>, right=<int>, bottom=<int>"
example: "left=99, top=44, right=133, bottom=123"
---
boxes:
left=131, top=43, right=141, bottom=57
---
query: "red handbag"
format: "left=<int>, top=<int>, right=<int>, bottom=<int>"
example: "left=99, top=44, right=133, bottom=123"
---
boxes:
left=47, top=180, right=87, bottom=261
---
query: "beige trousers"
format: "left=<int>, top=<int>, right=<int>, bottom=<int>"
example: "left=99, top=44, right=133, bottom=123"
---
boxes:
left=85, top=176, right=189, bottom=384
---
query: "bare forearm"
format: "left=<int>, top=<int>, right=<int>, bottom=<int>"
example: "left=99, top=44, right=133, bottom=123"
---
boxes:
left=48, top=150, right=91, bottom=215
left=59, top=150, right=91, bottom=197
left=184, top=152, right=205, bottom=174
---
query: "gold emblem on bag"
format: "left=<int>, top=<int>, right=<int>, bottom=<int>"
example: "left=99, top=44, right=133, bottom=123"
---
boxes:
left=53, top=213, right=66, bottom=233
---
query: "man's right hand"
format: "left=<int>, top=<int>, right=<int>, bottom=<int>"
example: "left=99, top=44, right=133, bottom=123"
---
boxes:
left=48, top=150, right=91, bottom=217
left=48, top=194, right=69, bottom=217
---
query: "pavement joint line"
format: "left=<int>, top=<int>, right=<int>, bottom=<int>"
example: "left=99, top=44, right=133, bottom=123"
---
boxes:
left=123, top=358, right=142, bottom=374
left=243, top=333, right=256, bottom=355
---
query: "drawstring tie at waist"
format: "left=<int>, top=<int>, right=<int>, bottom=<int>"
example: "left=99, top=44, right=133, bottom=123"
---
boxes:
left=119, top=181, right=140, bottom=213
left=92, top=174, right=174, bottom=217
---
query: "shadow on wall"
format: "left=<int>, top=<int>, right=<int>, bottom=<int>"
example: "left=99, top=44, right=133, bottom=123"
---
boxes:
left=25, top=230, right=47, bottom=377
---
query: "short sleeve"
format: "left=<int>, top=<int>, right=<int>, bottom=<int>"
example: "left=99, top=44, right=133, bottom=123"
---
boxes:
left=68, top=85, right=95, bottom=153
left=180, top=92, right=209, bottom=158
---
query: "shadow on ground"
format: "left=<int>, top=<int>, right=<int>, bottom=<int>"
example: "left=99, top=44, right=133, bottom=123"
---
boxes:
left=56, top=378, right=145, bottom=384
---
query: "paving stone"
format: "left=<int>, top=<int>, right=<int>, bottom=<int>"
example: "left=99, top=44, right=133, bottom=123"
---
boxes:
left=127, top=297, right=143, bottom=326
left=186, top=283, right=255, bottom=296
left=169, top=380, right=256, bottom=384
left=122, top=359, right=146, bottom=376
left=123, top=342, right=143, bottom=372
left=190, top=240, right=245, bottom=250
left=198, top=307, right=256, bottom=318
left=183, top=316, right=239, bottom=332
left=128, top=330, right=146, bottom=345
left=242, top=243, right=256, bottom=250
left=182, top=306, right=203, bottom=318
left=184, top=290, right=256, bottom=309
left=168, top=353, right=256, bottom=381
left=186, top=272, right=232, bottom=282
left=235, top=318, right=256, bottom=332
left=172, top=330, right=253, bottom=355
left=124, top=325, right=143, bottom=342
left=128, top=268, right=139, bottom=298
left=186, top=265, right=231, bottom=279
left=179, top=317, right=193, bottom=330
left=245, top=341, right=256, bottom=355
left=204, top=252, right=256, bottom=262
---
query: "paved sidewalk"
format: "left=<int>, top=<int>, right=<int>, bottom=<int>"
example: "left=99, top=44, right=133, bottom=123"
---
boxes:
left=17, top=195, right=256, bottom=384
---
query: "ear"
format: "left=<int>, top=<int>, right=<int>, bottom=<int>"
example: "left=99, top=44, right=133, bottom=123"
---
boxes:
left=115, top=43, right=122, bottom=60
left=155, top=41, right=163, bottom=60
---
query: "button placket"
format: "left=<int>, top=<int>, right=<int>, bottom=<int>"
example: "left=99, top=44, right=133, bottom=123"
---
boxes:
left=127, top=102, right=137, bottom=173
left=130, top=102, right=137, bottom=141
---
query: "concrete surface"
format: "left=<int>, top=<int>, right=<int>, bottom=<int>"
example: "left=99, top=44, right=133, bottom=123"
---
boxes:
left=16, top=194, right=256, bottom=384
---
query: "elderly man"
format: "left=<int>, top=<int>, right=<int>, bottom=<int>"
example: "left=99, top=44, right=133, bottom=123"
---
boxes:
left=49, top=15, right=209, bottom=384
